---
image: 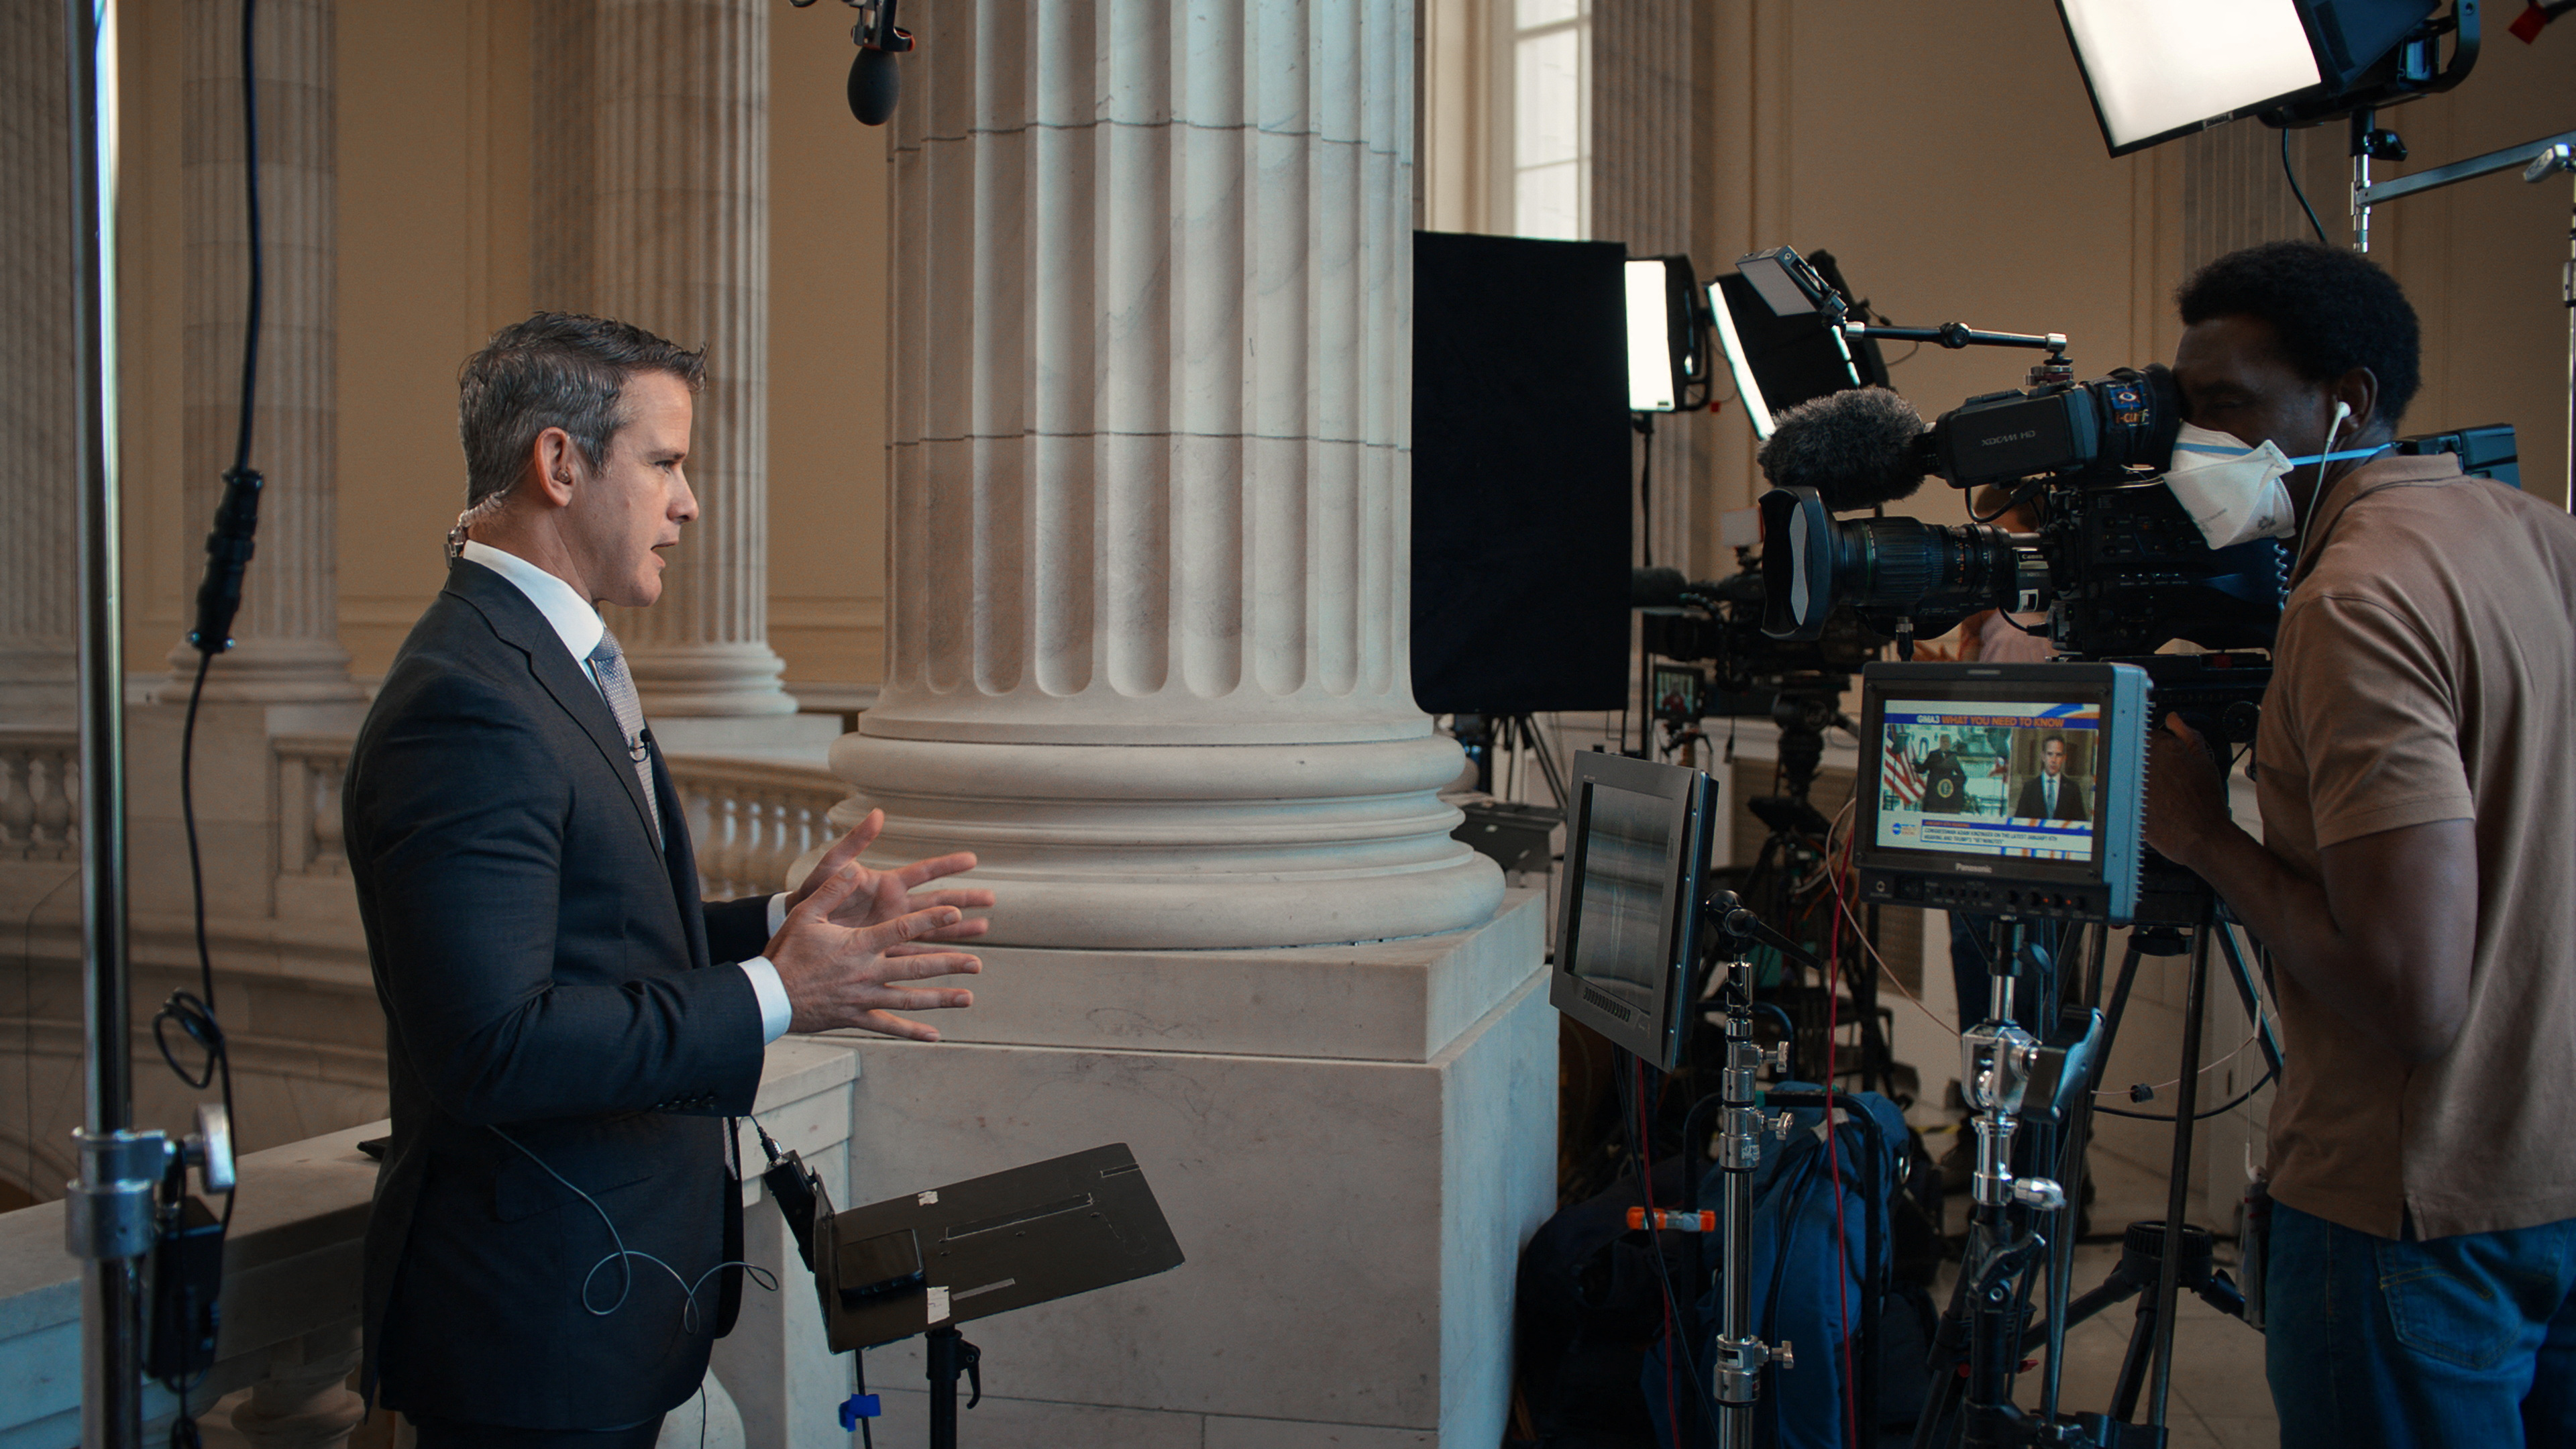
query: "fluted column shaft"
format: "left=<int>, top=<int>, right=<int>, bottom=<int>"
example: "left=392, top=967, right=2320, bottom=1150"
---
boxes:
left=531, top=0, right=791, bottom=717
left=169, top=0, right=358, bottom=704
left=1593, top=0, right=1697, bottom=573
left=837, top=0, right=1500, bottom=949
left=1, top=6, right=78, bottom=720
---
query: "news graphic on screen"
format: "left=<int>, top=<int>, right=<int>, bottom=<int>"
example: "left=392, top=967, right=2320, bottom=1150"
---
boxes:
left=1854, top=662, right=2149, bottom=922
left=1875, top=701, right=2101, bottom=861
left=1550, top=751, right=1717, bottom=1071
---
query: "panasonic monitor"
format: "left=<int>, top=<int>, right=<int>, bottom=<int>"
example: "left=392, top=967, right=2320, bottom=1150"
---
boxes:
left=1550, top=751, right=1719, bottom=1070
left=1854, top=661, right=2151, bottom=923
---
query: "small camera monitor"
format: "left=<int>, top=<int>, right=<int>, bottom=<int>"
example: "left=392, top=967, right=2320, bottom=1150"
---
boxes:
left=1550, top=751, right=1719, bottom=1070
left=1854, top=661, right=2151, bottom=923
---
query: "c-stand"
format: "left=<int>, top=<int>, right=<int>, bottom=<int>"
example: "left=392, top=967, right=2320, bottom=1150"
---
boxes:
left=1912, top=895, right=2282, bottom=1449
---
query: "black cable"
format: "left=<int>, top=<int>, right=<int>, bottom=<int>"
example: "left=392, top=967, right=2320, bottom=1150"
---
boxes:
left=2091, top=1065, right=2276, bottom=1123
left=2283, top=128, right=2329, bottom=245
left=158, top=3, right=261, bottom=1435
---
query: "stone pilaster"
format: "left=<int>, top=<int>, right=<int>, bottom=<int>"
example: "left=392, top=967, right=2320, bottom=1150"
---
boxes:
left=2181, top=118, right=2336, bottom=274
left=531, top=0, right=796, bottom=719
left=165, top=0, right=360, bottom=704
left=837, top=0, right=1501, bottom=949
left=0, top=5, right=78, bottom=722
left=1594, top=0, right=1701, bottom=573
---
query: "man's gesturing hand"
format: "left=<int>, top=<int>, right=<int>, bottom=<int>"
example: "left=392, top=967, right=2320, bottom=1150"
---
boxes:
left=785, top=809, right=994, bottom=947
left=767, top=862, right=981, bottom=1040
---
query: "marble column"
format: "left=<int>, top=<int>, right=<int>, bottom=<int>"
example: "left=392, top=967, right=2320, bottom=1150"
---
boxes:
left=836, top=0, right=1501, bottom=949
left=530, top=0, right=796, bottom=719
left=1594, top=0, right=1701, bottom=574
left=165, top=0, right=360, bottom=704
left=0, top=5, right=78, bottom=722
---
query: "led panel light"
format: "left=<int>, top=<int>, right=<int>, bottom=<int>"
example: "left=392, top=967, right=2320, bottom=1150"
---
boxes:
left=2058, top=0, right=2322, bottom=156
left=1707, top=281, right=1775, bottom=441
left=1625, top=260, right=1678, bottom=413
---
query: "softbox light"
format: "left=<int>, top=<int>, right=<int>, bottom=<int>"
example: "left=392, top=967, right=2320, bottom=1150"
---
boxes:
left=2059, top=0, right=2445, bottom=156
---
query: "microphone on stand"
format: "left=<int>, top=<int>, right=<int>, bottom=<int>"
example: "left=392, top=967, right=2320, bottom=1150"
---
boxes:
left=847, top=0, right=915, bottom=125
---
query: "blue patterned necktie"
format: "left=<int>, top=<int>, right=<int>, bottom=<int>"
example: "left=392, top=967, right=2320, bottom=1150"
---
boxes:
left=586, top=630, right=663, bottom=849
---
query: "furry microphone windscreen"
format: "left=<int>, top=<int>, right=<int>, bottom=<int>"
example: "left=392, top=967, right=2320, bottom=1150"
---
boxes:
left=1756, top=386, right=1931, bottom=512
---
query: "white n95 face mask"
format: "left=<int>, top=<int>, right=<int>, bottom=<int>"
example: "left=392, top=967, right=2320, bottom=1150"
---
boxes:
left=2163, top=421, right=2298, bottom=549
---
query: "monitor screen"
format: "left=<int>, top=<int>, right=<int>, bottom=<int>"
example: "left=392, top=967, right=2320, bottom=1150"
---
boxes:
left=1873, top=700, right=2102, bottom=865
left=1854, top=661, right=2149, bottom=922
left=1550, top=752, right=1717, bottom=1069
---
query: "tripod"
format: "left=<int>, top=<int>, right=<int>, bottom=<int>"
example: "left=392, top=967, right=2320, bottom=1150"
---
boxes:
left=1913, top=898, right=2282, bottom=1448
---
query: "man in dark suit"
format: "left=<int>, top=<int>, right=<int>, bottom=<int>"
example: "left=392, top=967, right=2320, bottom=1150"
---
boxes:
left=2012, top=735, right=2090, bottom=821
left=345, top=314, right=990, bottom=1446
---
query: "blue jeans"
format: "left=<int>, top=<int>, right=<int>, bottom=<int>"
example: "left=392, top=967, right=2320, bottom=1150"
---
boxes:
left=2266, top=1199, right=2576, bottom=1448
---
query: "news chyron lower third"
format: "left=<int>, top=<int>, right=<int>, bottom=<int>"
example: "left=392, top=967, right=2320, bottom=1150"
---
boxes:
left=1856, top=662, right=2149, bottom=923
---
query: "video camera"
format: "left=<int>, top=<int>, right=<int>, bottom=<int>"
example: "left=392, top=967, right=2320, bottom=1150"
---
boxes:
left=1753, top=363, right=2296, bottom=663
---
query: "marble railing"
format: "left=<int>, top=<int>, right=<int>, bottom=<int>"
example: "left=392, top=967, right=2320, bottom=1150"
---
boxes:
left=669, top=755, right=846, bottom=900
left=0, top=727, right=79, bottom=862
left=272, top=733, right=351, bottom=879
left=0, top=1040, right=861, bottom=1449
left=262, top=736, right=843, bottom=900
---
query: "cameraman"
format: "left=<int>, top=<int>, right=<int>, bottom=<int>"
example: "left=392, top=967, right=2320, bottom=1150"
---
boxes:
left=2143, top=241, right=2576, bottom=1446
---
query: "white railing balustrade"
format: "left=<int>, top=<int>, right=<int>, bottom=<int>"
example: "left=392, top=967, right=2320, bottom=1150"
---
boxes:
left=0, top=727, right=79, bottom=862
left=254, top=739, right=843, bottom=901
left=669, top=756, right=847, bottom=900
left=272, top=733, right=352, bottom=879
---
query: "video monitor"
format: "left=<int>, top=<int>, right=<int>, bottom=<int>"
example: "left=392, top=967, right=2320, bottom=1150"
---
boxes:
left=1550, top=751, right=1718, bottom=1071
left=1854, top=661, right=2151, bottom=923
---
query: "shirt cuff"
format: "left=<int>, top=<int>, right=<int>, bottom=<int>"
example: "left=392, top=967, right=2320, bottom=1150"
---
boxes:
left=739, top=957, right=793, bottom=1044
left=768, top=892, right=790, bottom=934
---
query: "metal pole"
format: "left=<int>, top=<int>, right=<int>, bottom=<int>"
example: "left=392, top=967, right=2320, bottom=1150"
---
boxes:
left=66, top=0, right=146, bottom=1443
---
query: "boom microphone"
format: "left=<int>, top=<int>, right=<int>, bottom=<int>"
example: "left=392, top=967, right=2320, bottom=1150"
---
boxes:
left=1756, top=386, right=1931, bottom=513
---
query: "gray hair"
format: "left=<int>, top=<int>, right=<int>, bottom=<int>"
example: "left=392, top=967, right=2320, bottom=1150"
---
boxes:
left=449, top=313, right=706, bottom=557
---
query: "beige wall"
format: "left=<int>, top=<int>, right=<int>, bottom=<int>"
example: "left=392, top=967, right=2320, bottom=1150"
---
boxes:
left=111, top=0, right=895, bottom=685
left=1695, top=0, right=2571, bottom=554
left=99, top=2, right=2573, bottom=686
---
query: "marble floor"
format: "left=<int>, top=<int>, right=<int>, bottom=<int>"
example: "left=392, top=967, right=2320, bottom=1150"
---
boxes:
left=1931, top=1143, right=2278, bottom=1449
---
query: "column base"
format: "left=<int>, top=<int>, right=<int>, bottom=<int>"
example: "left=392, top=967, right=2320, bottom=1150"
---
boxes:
left=828, top=733, right=1505, bottom=949
left=813, top=890, right=1554, bottom=1445
left=154, top=637, right=363, bottom=706
left=649, top=712, right=843, bottom=765
left=615, top=641, right=800, bottom=718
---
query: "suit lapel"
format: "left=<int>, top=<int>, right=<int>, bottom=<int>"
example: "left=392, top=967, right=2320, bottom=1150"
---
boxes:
left=445, top=561, right=666, bottom=854
left=649, top=741, right=714, bottom=971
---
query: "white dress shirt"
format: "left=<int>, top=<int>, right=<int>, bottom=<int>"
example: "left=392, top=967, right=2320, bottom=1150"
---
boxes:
left=460, top=541, right=794, bottom=1044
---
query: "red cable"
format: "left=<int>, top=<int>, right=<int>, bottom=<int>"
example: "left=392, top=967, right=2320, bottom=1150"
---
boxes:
left=1635, top=1057, right=1681, bottom=1449
left=1823, top=845, right=1860, bottom=1449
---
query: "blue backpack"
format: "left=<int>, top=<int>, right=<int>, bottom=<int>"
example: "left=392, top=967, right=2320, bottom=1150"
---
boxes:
left=1643, top=1087, right=1929, bottom=1449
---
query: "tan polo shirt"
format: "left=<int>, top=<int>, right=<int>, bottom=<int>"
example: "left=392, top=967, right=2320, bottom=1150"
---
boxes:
left=2251, top=451, right=2576, bottom=1239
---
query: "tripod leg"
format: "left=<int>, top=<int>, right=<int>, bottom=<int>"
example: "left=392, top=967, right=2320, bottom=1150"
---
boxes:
left=2109, top=1298, right=2158, bottom=1424
left=2145, top=913, right=2216, bottom=1432
left=1911, top=1233, right=1981, bottom=1449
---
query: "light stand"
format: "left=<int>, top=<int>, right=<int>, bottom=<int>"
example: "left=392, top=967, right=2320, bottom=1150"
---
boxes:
left=1704, top=896, right=1801, bottom=1449
left=57, top=2, right=155, bottom=1444
left=2348, top=126, right=2576, bottom=504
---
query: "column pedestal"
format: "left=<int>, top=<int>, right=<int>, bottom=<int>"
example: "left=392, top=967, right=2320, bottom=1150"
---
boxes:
left=824, top=892, right=1555, bottom=1446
